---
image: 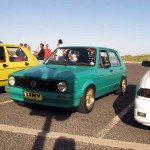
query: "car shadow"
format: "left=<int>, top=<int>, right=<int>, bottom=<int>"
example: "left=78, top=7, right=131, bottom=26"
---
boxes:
left=113, top=84, right=150, bottom=130
left=27, top=105, right=75, bottom=150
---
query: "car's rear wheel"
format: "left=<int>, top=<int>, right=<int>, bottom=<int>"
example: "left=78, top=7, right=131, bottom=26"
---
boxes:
left=115, top=77, right=127, bottom=95
left=78, top=85, right=95, bottom=113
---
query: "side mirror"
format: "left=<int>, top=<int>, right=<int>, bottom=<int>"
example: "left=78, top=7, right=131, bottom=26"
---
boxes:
left=142, top=61, right=150, bottom=67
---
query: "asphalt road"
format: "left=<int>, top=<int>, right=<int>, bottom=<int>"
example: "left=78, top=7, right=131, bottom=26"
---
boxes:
left=0, top=63, right=150, bottom=150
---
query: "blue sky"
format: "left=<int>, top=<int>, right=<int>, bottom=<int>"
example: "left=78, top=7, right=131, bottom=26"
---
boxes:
left=1, top=0, right=150, bottom=55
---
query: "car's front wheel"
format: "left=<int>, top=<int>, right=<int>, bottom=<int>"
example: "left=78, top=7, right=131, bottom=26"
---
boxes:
left=78, top=85, right=95, bottom=113
left=115, top=77, right=127, bottom=95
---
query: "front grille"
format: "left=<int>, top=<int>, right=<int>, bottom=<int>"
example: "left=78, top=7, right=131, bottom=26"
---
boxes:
left=14, top=77, right=59, bottom=92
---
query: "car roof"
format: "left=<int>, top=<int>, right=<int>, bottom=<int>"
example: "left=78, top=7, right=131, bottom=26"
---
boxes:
left=0, top=43, right=20, bottom=47
left=58, top=46, right=117, bottom=52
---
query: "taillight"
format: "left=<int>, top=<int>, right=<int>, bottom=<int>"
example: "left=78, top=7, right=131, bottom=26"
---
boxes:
left=137, top=88, right=150, bottom=98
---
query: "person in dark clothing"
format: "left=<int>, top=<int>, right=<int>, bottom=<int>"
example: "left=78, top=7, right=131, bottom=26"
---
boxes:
left=38, top=43, right=45, bottom=64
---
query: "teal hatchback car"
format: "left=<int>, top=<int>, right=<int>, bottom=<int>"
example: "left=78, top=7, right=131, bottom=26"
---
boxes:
left=5, top=46, right=127, bottom=113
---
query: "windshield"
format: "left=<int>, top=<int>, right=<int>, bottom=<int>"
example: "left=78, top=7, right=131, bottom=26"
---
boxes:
left=45, top=47, right=96, bottom=66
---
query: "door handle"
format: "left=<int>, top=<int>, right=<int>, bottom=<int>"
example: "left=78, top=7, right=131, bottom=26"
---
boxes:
left=3, top=64, right=8, bottom=68
left=110, top=70, right=113, bottom=72
left=25, top=62, right=29, bottom=66
left=121, top=68, right=123, bottom=70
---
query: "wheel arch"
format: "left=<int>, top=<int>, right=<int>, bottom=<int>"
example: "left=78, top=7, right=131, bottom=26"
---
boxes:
left=121, top=75, right=127, bottom=83
left=81, top=80, right=96, bottom=93
left=78, top=82, right=96, bottom=113
left=115, top=75, right=127, bottom=95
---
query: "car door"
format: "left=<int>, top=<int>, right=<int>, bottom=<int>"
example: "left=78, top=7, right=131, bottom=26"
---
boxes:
left=96, top=50, right=115, bottom=97
left=0, top=46, right=8, bottom=86
left=108, top=51, right=123, bottom=88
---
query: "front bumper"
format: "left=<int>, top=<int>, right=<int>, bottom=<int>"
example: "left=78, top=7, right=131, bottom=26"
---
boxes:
left=134, top=96, right=150, bottom=126
left=5, top=86, right=83, bottom=108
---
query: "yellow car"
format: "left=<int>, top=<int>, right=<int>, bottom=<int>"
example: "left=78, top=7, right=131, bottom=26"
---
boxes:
left=0, top=43, right=39, bottom=87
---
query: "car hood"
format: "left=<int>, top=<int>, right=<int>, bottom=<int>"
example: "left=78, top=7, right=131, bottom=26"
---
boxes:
left=138, top=69, right=150, bottom=89
left=12, top=64, right=95, bottom=81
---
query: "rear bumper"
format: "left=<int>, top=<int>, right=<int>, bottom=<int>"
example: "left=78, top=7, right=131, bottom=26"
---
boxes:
left=5, top=86, right=83, bottom=108
left=134, top=96, right=150, bottom=126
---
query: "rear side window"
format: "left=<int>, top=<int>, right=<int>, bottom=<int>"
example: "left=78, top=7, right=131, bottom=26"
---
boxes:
left=109, top=51, right=121, bottom=67
left=0, top=47, right=6, bottom=62
left=7, top=47, right=28, bottom=62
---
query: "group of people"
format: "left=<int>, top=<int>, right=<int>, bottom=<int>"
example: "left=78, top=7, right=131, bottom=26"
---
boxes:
left=20, top=43, right=34, bottom=54
left=1, top=40, right=64, bottom=64
left=37, top=43, right=52, bottom=64
left=19, top=39, right=64, bottom=64
left=38, top=39, right=64, bottom=64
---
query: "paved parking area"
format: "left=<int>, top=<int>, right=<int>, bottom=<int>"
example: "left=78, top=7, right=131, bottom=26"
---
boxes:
left=0, top=63, right=150, bottom=150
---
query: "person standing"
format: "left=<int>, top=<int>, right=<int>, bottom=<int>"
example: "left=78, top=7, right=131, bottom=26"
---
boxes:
left=20, top=43, right=23, bottom=46
left=28, top=46, right=34, bottom=54
left=24, top=43, right=28, bottom=47
left=56, top=39, right=65, bottom=58
left=38, top=43, right=45, bottom=64
left=44, top=44, right=51, bottom=60
left=57, top=39, right=64, bottom=47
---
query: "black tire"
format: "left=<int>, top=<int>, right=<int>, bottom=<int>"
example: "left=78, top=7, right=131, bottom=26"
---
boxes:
left=115, top=77, right=127, bottom=95
left=78, top=85, right=95, bottom=113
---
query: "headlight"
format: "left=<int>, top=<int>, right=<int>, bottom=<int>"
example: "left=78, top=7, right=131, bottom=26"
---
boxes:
left=9, top=76, right=15, bottom=86
left=58, top=82, right=67, bottom=92
left=137, top=88, right=150, bottom=98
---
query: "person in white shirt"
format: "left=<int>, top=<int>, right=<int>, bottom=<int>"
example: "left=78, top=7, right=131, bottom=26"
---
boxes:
left=56, top=39, right=65, bottom=58
left=57, top=39, right=64, bottom=47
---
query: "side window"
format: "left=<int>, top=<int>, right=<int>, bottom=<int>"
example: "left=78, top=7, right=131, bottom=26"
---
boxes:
left=7, top=47, right=28, bottom=62
left=99, top=51, right=110, bottom=67
left=0, top=47, right=6, bottom=62
left=109, top=51, right=121, bottom=67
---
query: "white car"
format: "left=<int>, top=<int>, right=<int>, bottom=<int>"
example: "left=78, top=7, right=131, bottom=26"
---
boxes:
left=134, top=61, right=150, bottom=126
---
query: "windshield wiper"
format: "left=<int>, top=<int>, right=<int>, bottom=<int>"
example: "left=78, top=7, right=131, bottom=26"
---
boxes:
left=75, top=62, right=91, bottom=66
left=45, top=60, right=92, bottom=66
left=45, top=60, right=61, bottom=65
left=65, top=62, right=91, bottom=66
left=45, top=60, right=71, bottom=66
